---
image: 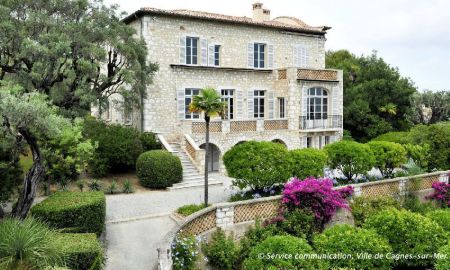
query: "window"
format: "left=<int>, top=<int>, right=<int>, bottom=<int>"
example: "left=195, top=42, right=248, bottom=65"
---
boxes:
left=221, top=89, right=234, bottom=120
left=185, top=88, right=200, bottom=119
left=307, top=87, right=328, bottom=120
left=306, top=137, right=312, bottom=148
left=254, top=43, right=265, bottom=68
left=278, top=97, right=285, bottom=118
left=254, top=90, right=265, bottom=118
left=186, top=37, right=198, bottom=65
left=214, top=45, right=220, bottom=66
left=325, top=136, right=330, bottom=145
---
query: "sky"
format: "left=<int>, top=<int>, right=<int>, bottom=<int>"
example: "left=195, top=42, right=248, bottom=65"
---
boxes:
left=104, top=0, right=450, bottom=91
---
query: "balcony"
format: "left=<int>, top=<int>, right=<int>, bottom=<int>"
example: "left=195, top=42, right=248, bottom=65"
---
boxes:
left=277, top=68, right=340, bottom=82
left=191, top=119, right=288, bottom=134
left=299, top=115, right=343, bottom=130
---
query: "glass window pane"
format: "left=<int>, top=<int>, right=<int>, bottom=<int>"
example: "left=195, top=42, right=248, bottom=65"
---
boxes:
left=323, top=90, right=328, bottom=96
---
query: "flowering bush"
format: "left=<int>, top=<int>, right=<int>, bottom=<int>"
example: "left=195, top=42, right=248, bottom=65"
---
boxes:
left=427, top=181, right=450, bottom=207
left=282, top=177, right=353, bottom=227
left=171, top=234, right=199, bottom=270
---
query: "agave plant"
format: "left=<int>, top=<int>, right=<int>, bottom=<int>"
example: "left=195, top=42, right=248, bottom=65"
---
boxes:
left=0, top=217, right=65, bottom=269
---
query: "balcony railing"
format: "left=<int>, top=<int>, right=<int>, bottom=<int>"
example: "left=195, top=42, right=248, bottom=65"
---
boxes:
left=191, top=119, right=288, bottom=134
left=299, top=115, right=343, bottom=130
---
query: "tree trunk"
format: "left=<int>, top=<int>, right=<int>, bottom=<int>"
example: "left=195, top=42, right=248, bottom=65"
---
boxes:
left=12, top=127, right=45, bottom=219
left=0, top=206, right=4, bottom=219
left=204, top=116, right=210, bottom=207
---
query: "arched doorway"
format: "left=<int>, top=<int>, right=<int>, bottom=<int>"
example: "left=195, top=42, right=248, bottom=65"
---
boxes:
left=199, top=143, right=221, bottom=172
left=272, top=139, right=287, bottom=147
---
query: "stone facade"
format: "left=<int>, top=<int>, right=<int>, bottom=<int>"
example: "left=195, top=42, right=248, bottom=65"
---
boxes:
left=100, top=3, right=344, bottom=174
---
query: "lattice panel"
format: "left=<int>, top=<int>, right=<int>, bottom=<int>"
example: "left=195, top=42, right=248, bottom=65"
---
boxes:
left=361, top=181, right=400, bottom=198
left=297, top=69, right=338, bottom=81
left=192, top=122, right=222, bottom=134
left=406, top=175, right=439, bottom=192
left=264, top=120, right=288, bottom=130
left=278, top=69, right=287, bottom=80
left=230, top=121, right=257, bottom=132
left=234, top=200, right=280, bottom=223
left=185, top=142, right=196, bottom=160
left=180, top=211, right=216, bottom=236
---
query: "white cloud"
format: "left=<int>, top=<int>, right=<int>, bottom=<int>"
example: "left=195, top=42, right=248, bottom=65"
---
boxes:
left=105, top=0, right=450, bottom=90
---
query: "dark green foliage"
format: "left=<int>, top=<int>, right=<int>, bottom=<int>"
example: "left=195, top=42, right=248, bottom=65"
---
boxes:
left=367, top=141, right=407, bottom=178
left=140, top=132, right=162, bottom=151
left=223, top=141, right=291, bottom=191
left=288, top=148, right=327, bottom=179
left=326, top=50, right=417, bottom=142
left=402, top=194, right=438, bottom=214
left=88, top=180, right=102, bottom=191
left=202, top=228, right=238, bottom=270
left=105, top=181, right=118, bottom=194
left=364, top=208, right=447, bottom=268
left=0, top=132, right=22, bottom=204
left=122, top=180, right=134, bottom=194
left=54, top=233, right=104, bottom=270
left=351, top=196, right=401, bottom=226
left=31, top=192, right=106, bottom=236
left=435, top=243, right=450, bottom=270
left=136, top=150, right=182, bottom=188
left=372, top=131, right=411, bottom=144
left=176, top=204, right=209, bottom=217
left=83, top=117, right=144, bottom=176
left=272, top=208, right=319, bottom=243
left=314, top=224, right=393, bottom=270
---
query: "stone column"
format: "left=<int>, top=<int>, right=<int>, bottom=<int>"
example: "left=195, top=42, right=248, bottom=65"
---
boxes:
left=216, top=206, right=234, bottom=228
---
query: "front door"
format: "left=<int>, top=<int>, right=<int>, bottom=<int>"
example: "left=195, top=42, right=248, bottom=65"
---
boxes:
left=207, top=146, right=220, bottom=172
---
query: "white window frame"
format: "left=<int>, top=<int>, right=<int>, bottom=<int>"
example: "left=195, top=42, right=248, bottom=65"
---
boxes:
left=186, top=36, right=199, bottom=65
left=253, top=43, right=265, bottom=68
left=307, top=87, right=328, bottom=120
left=278, top=97, right=285, bottom=118
left=214, top=45, right=220, bottom=66
left=184, top=88, right=200, bottom=119
left=221, top=89, right=234, bottom=120
left=253, top=90, right=265, bottom=118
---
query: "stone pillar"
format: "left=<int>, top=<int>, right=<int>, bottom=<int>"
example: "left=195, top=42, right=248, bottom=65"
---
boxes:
left=157, top=247, right=172, bottom=270
left=256, top=119, right=264, bottom=132
left=439, top=173, right=449, bottom=183
left=353, top=186, right=362, bottom=197
left=216, top=206, right=234, bottom=228
left=399, top=179, right=407, bottom=196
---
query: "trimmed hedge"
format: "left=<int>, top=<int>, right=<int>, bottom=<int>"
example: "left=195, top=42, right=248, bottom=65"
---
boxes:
left=54, top=233, right=103, bottom=270
left=31, top=191, right=106, bottom=236
left=350, top=196, right=401, bottom=226
left=427, top=209, right=450, bottom=232
left=136, top=150, right=182, bottom=188
left=435, top=243, right=450, bottom=270
left=288, top=148, right=327, bottom=179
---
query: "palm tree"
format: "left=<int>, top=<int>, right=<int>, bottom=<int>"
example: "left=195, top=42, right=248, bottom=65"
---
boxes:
left=189, top=88, right=225, bottom=207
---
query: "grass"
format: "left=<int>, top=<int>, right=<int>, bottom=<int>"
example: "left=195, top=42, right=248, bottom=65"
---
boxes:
left=176, top=204, right=210, bottom=217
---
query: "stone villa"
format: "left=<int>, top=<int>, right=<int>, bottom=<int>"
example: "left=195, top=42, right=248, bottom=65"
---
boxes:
left=97, top=3, right=343, bottom=177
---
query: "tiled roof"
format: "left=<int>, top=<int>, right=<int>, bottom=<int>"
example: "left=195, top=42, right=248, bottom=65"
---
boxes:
left=122, top=7, right=330, bottom=35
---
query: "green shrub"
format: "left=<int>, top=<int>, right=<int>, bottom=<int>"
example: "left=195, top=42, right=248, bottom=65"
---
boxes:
left=267, top=208, right=319, bottom=243
left=171, top=234, right=198, bottom=270
left=223, top=141, right=291, bottom=191
left=83, top=117, right=143, bottom=177
left=367, top=141, right=407, bottom=178
left=54, top=233, right=103, bottom=270
left=324, top=141, right=375, bottom=181
left=31, top=191, right=106, bottom=236
left=76, top=180, right=85, bottom=192
left=176, top=204, right=209, bottom=217
left=427, top=209, right=450, bottom=232
left=288, top=148, right=327, bottom=179
left=350, top=196, right=401, bottom=226
left=242, top=235, right=326, bottom=270
left=122, top=180, right=134, bottom=194
left=202, top=228, right=237, bottom=270
left=88, top=179, right=102, bottom=191
left=435, top=243, right=450, bottom=270
left=402, top=194, right=438, bottom=214
left=105, top=180, right=118, bottom=194
left=373, top=131, right=411, bottom=144
left=140, top=132, right=161, bottom=151
left=136, top=150, right=182, bottom=188
left=0, top=217, right=64, bottom=269
left=364, top=208, right=447, bottom=268
left=314, top=224, right=393, bottom=270
left=403, top=143, right=430, bottom=169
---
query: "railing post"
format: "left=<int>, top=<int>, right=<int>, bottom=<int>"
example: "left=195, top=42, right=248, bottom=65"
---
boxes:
left=216, top=206, right=234, bottom=228
left=222, top=120, right=230, bottom=134
left=399, top=179, right=407, bottom=196
left=353, top=186, right=362, bottom=197
left=439, top=172, right=449, bottom=183
left=256, top=119, right=264, bottom=132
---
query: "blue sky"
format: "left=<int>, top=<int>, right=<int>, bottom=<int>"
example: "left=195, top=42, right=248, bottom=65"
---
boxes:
left=105, top=0, right=450, bottom=91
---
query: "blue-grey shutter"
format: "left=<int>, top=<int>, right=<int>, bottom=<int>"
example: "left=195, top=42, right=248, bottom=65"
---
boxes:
left=302, top=86, right=308, bottom=116
left=247, top=90, right=254, bottom=118
left=293, top=45, right=299, bottom=67
left=247, top=43, right=254, bottom=68
left=236, top=90, right=243, bottom=119
left=208, top=44, right=215, bottom=66
left=177, top=90, right=185, bottom=120
left=268, top=91, right=274, bottom=118
left=201, top=38, right=208, bottom=66
left=267, top=44, right=274, bottom=69
left=179, top=36, right=186, bottom=64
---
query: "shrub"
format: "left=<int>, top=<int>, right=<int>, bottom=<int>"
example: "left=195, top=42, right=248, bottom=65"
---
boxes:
left=171, top=234, right=198, bottom=270
left=83, top=117, right=143, bottom=177
left=350, top=196, right=401, bottom=226
left=31, top=191, right=106, bottom=236
left=202, top=228, right=237, bottom=270
left=54, top=233, right=103, bottom=270
left=76, top=180, right=85, bottom=192
left=242, top=235, right=325, bottom=270
left=403, top=143, right=430, bottom=169
left=367, top=141, right=407, bottom=178
left=176, top=204, right=209, bottom=217
left=314, top=224, right=393, bottom=270
left=364, top=208, right=447, bottom=268
left=223, top=141, right=291, bottom=191
left=402, top=194, right=438, bottom=214
left=105, top=180, right=118, bottom=194
left=282, top=177, right=353, bottom=228
left=373, top=131, right=411, bottom=144
left=435, top=243, right=450, bottom=270
left=136, top=150, right=182, bottom=188
left=288, top=148, right=327, bottom=179
left=140, top=132, right=161, bottom=151
left=0, top=217, right=64, bottom=269
left=122, top=180, right=134, bottom=194
left=88, top=179, right=102, bottom=191
left=427, top=209, right=450, bottom=232
left=427, top=181, right=450, bottom=207
left=324, top=141, right=375, bottom=181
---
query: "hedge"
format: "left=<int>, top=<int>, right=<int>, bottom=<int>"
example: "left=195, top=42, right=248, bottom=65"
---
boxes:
left=136, top=150, right=182, bottom=188
left=288, top=148, right=327, bottom=179
left=31, top=191, right=106, bottom=236
left=54, top=233, right=103, bottom=270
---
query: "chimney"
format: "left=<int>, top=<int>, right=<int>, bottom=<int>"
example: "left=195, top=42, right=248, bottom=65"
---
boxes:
left=252, top=2, right=270, bottom=22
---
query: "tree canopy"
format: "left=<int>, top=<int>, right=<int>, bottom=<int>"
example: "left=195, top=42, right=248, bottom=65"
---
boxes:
left=326, top=50, right=417, bottom=141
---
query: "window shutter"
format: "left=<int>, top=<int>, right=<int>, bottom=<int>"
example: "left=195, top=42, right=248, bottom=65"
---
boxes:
left=332, top=86, right=339, bottom=116
left=302, top=47, right=309, bottom=67
left=302, top=87, right=308, bottom=116
left=177, top=89, right=185, bottom=120
left=302, top=137, right=308, bottom=148
left=179, top=36, right=186, bottom=64
left=267, top=44, right=274, bottom=69
left=236, top=90, right=243, bottom=119
left=208, top=44, right=215, bottom=66
left=296, top=46, right=309, bottom=67
left=247, top=90, right=254, bottom=118
left=247, top=42, right=254, bottom=68
left=268, top=91, right=274, bottom=118
left=293, top=45, right=299, bottom=67
left=201, top=38, right=208, bottom=66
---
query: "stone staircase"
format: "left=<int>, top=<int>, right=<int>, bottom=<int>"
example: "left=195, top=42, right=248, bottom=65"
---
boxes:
left=168, top=142, right=222, bottom=190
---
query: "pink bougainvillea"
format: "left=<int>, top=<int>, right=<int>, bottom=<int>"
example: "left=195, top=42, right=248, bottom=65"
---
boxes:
left=281, top=177, right=353, bottom=226
left=427, top=182, right=450, bottom=207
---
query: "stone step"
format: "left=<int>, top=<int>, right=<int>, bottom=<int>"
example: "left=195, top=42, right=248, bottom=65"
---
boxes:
left=168, top=179, right=223, bottom=190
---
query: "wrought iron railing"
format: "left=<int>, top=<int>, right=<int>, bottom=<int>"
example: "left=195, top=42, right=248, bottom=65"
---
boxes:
left=299, top=115, right=343, bottom=130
